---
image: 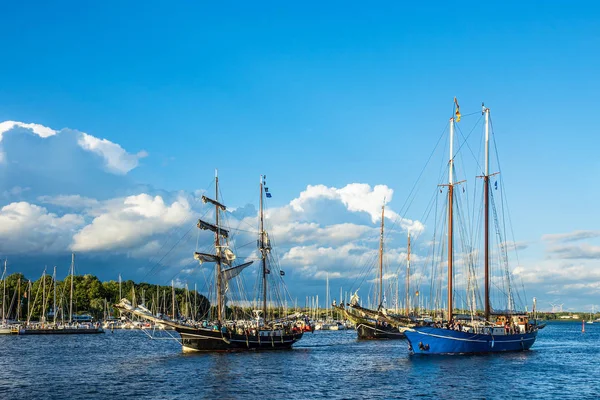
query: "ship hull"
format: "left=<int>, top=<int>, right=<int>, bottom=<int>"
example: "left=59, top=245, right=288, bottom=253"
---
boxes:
left=177, top=326, right=304, bottom=352
left=356, top=323, right=405, bottom=340
left=404, top=326, right=537, bottom=354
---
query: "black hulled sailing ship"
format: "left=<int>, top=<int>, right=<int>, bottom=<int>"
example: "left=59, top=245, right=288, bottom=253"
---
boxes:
left=336, top=205, right=412, bottom=339
left=117, top=173, right=303, bottom=351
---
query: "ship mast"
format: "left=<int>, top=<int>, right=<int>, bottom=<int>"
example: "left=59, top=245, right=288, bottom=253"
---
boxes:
left=406, top=232, right=410, bottom=316
left=447, top=115, right=455, bottom=322
left=70, top=253, right=74, bottom=323
left=260, top=175, right=267, bottom=319
left=53, top=266, right=57, bottom=325
left=215, top=170, right=223, bottom=323
left=483, top=105, right=491, bottom=321
left=378, top=204, right=384, bottom=309
left=2, top=260, right=6, bottom=323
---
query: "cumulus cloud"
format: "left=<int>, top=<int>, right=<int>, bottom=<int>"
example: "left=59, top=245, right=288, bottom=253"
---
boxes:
left=0, top=120, right=146, bottom=174
left=0, top=120, right=57, bottom=141
left=71, top=194, right=193, bottom=252
left=77, top=132, right=148, bottom=174
left=0, top=202, right=84, bottom=254
left=290, top=183, right=395, bottom=223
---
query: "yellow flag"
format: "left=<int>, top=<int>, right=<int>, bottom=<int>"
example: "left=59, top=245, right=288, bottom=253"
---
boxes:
left=454, top=97, right=461, bottom=122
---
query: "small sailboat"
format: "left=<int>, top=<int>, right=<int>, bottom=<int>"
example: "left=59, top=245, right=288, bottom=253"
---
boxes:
left=0, top=260, right=16, bottom=334
left=116, top=172, right=304, bottom=351
left=403, top=101, right=540, bottom=354
left=586, top=306, right=595, bottom=324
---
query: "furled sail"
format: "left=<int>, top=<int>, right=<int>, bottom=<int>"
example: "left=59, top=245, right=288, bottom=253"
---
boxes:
left=197, top=219, right=229, bottom=238
left=202, top=195, right=226, bottom=211
left=194, top=249, right=237, bottom=266
left=222, top=248, right=236, bottom=265
left=194, top=252, right=219, bottom=264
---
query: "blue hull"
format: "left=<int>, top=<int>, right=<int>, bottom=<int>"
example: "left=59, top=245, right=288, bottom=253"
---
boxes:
left=404, top=326, right=537, bottom=355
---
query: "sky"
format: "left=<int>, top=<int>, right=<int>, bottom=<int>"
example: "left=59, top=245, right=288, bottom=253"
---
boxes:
left=1, top=1, right=599, bottom=312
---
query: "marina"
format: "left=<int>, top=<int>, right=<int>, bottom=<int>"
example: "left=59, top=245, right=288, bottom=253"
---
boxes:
left=0, top=322, right=597, bottom=399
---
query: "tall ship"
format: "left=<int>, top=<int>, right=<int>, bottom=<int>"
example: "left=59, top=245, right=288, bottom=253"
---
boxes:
left=403, top=100, right=541, bottom=354
left=117, top=172, right=304, bottom=351
left=336, top=205, right=412, bottom=339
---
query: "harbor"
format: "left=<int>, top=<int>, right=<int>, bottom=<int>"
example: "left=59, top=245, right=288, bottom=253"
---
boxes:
left=0, top=322, right=597, bottom=399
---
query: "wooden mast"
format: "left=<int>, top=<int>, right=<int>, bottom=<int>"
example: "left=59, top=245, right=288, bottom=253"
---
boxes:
left=406, top=232, right=410, bottom=316
left=260, top=175, right=267, bottom=319
left=483, top=105, right=491, bottom=321
left=447, top=116, right=455, bottom=322
left=215, top=169, right=222, bottom=323
left=378, top=204, right=385, bottom=309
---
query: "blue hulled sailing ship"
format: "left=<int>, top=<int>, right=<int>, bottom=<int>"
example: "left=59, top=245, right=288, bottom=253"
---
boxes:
left=404, top=102, right=540, bottom=355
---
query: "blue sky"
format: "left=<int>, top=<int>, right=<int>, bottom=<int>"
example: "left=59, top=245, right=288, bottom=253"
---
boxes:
left=1, top=1, right=599, bottom=311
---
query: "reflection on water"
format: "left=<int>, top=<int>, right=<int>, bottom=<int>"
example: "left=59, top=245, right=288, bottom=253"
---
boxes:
left=0, top=323, right=599, bottom=399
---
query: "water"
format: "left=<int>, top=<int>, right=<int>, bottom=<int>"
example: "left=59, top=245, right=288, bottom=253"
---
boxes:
left=1, top=322, right=599, bottom=399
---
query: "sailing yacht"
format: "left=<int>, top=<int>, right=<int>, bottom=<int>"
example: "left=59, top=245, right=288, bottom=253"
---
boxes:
left=116, top=172, right=304, bottom=351
left=0, top=260, right=15, bottom=334
left=336, top=205, right=411, bottom=339
left=403, top=101, right=540, bottom=354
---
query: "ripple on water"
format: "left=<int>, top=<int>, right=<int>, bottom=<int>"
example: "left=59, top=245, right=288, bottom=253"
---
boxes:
left=1, top=323, right=600, bottom=399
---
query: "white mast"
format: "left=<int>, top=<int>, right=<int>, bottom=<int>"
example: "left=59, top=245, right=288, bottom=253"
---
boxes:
left=406, top=231, right=411, bottom=316
left=326, top=274, right=329, bottom=320
left=53, top=266, right=57, bottom=325
left=449, top=117, right=454, bottom=185
left=2, top=260, right=6, bottom=323
left=42, top=268, right=46, bottom=324
left=69, top=253, right=74, bottom=323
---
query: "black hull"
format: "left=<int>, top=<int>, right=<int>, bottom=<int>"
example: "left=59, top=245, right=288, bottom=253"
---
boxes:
left=356, top=323, right=405, bottom=340
left=176, top=326, right=304, bottom=352
left=18, top=328, right=104, bottom=335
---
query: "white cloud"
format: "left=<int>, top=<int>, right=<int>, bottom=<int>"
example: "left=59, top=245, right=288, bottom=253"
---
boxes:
left=71, top=194, right=192, bottom=252
left=0, top=202, right=84, bottom=254
left=77, top=132, right=148, bottom=174
left=0, top=120, right=146, bottom=174
left=0, top=121, right=57, bottom=141
left=290, top=183, right=395, bottom=223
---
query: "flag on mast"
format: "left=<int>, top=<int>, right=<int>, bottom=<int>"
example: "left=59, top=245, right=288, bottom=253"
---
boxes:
left=454, top=97, right=461, bottom=122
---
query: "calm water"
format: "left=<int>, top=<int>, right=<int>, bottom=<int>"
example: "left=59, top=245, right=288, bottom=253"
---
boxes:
left=1, top=322, right=599, bottom=399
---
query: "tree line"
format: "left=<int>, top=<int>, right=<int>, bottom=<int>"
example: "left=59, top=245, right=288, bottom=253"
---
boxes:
left=0, top=272, right=210, bottom=322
